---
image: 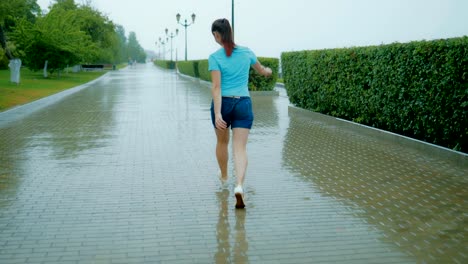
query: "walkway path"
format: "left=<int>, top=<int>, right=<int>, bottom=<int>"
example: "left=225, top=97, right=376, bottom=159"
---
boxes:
left=0, top=63, right=466, bottom=263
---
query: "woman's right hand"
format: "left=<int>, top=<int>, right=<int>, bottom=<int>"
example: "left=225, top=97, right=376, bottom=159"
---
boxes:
left=215, top=113, right=227, bottom=130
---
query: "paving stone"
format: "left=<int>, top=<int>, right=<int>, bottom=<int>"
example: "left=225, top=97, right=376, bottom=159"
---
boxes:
left=0, top=64, right=466, bottom=263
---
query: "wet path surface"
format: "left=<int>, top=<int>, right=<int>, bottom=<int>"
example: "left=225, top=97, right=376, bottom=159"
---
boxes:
left=0, top=63, right=466, bottom=263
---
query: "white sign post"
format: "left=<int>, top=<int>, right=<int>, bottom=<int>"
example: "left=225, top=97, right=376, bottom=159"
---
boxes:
left=8, top=59, right=21, bottom=84
left=43, top=60, right=48, bottom=78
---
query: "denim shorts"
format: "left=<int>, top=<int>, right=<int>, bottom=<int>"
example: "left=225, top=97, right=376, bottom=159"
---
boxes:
left=211, top=96, right=254, bottom=129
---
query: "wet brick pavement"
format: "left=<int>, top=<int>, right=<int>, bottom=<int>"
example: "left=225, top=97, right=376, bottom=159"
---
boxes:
left=0, top=63, right=466, bottom=263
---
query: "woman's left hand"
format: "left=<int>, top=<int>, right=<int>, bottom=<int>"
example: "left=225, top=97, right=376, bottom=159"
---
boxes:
left=263, top=67, right=272, bottom=77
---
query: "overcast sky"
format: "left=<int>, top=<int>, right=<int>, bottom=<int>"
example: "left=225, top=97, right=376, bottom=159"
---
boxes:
left=36, top=0, right=468, bottom=60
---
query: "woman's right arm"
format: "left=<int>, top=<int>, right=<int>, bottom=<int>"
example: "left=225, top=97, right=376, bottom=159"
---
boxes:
left=211, top=70, right=227, bottom=130
left=252, top=61, right=272, bottom=77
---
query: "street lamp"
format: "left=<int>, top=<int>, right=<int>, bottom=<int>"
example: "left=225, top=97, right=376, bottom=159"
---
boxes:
left=165, top=28, right=178, bottom=61
left=155, top=41, right=160, bottom=59
left=232, top=0, right=234, bottom=37
left=176, top=13, right=196, bottom=61
left=159, top=37, right=168, bottom=60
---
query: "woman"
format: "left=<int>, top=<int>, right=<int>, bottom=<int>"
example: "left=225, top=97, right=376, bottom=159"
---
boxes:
left=209, top=18, right=272, bottom=209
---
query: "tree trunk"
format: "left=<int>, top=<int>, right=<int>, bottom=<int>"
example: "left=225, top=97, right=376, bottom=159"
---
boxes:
left=0, top=25, right=13, bottom=60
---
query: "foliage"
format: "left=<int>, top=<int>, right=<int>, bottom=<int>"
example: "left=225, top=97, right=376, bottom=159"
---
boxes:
left=10, top=7, right=95, bottom=73
left=248, top=57, right=278, bottom=91
left=177, top=60, right=199, bottom=77
left=0, top=0, right=41, bottom=59
left=52, top=0, right=135, bottom=64
left=181, top=58, right=278, bottom=91
left=281, top=36, right=468, bottom=152
left=2, top=0, right=145, bottom=72
left=198, top=59, right=211, bottom=82
left=114, top=24, right=128, bottom=63
left=154, top=60, right=175, bottom=69
left=0, top=47, right=8, bottom=69
left=50, top=0, right=76, bottom=11
left=66, top=4, right=118, bottom=63
left=0, top=0, right=40, bottom=27
left=127, top=31, right=146, bottom=63
left=182, top=58, right=279, bottom=91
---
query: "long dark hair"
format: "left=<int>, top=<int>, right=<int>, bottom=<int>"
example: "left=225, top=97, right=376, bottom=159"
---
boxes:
left=211, top=18, right=235, bottom=57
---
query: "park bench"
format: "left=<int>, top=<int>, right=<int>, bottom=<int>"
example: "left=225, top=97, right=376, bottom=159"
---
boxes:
left=81, top=64, right=115, bottom=71
left=81, top=64, right=104, bottom=71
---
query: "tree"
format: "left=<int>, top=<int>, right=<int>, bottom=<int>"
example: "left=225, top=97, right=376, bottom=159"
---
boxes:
left=11, top=8, right=95, bottom=73
left=75, top=5, right=118, bottom=63
left=7, top=0, right=144, bottom=72
left=115, top=24, right=128, bottom=63
left=127, top=32, right=146, bottom=63
left=0, top=0, right=40, bottom=67
left=51, top=0, right=120, bottom=63
left=49, top=0, right=77, bottom=11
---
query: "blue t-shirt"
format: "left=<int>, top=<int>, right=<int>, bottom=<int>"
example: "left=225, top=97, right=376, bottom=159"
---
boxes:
left=208, top=46, right=257, bottom=97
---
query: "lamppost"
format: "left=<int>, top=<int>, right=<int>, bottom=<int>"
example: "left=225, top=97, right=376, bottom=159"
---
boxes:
left=232, top=0, right=234, bottom=37
left=165, top=28, right=178, bottom=61
left=159, top=37, right=168, bottom=60
left=155, top=41, right=161, bottom=59
left=176, top=13, right=196, bottom=61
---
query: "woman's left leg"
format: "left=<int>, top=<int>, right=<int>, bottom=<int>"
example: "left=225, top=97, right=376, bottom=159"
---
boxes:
left=215, top=128, right=230, bottom=179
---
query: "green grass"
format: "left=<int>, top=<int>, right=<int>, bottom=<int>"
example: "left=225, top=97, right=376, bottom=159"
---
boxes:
left=0, top=67, right=113, bottom=112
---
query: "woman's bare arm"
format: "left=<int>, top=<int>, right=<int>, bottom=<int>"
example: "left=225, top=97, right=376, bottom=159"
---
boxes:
left=211, top=70, right=227, bottom=130
left=252, top=61, right=272, bottom=77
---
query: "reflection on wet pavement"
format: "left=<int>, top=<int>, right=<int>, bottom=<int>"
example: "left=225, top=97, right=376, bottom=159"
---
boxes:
left=215, top=189, right=248, bottom=264
left=0, top=63, right=466, bottom=263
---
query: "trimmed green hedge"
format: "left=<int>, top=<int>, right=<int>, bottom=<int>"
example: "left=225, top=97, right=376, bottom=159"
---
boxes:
left=192, top=57, right=279, bottom=91
left=281, top=36, right=468, bottom=152
left=154, top=60, right=175, bottom=69
left=177, top=60, right=199, bottom=78
left=198, top=60, right=211, bottom=82
left=249, top=57, right=279, bottom=91
left=248, top=57, right=279, bottom=91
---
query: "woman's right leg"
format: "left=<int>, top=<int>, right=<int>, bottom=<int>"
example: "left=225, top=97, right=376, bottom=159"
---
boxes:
left=215, top=128, right=230, bottom=179
left=232, top=128, right=250, bottom=186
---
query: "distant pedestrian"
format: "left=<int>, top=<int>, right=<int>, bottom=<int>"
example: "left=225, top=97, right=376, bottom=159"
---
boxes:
left=209, top=18, right=272, bottom=208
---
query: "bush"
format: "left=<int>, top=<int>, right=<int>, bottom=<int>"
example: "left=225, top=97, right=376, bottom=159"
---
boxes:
left=195, top=57, right=279, bottom=91
left=0, top=48, right=9, bottom=70
left=177, top=60, right=199, bottom=78
left=248, top=57, right=279, bottom=91
left=198, top=59, right=211, bottom=82
left=281, top=36, right=468, bottom=152
left=154, top=60, right=175, bottom=69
